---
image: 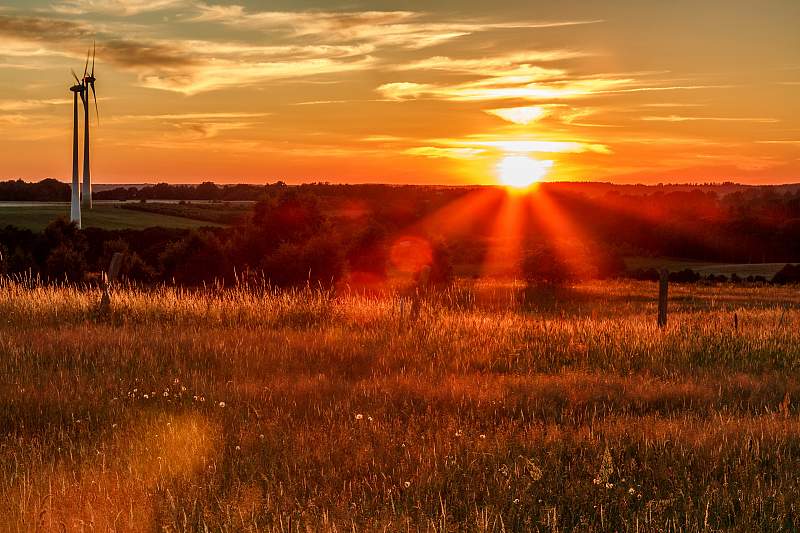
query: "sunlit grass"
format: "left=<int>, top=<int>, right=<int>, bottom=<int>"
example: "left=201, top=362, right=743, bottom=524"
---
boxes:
left=1, top=279, right=800, bottom=530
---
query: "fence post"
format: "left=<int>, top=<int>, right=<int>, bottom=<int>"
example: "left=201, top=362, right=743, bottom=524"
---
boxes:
left=410, top=265, right=431, bottom=322
left=658, top=268, right=669, bottom=328
left=98, top=252, right=124, bottom=316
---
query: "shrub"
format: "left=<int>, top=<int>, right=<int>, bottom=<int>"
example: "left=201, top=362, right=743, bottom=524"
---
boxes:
left=772, top=264, right=800, bottom=284
left=160, top=230, right=232, bottom=286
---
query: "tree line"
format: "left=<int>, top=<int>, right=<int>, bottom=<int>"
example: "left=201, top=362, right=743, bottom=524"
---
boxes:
left=1, top=182, right=800, bottom=286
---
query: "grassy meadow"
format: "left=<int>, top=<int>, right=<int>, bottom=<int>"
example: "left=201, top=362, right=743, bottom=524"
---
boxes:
left=2, top=280, right=800, bottom=531
left=0, top=203, right=223, bottom=231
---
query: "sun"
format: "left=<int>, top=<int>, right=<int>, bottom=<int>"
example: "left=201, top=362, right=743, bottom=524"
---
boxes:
left=496, top=155, right=553, bottom=189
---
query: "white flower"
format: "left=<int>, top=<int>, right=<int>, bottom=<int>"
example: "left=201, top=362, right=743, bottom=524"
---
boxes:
left=404, top=481, right=411, bottom=488
left=218, top=401, right=226, bottom=408
left=355, top=414, right=363, bottom=420
left=143, top=394, right=149, bottom=399
left=479, top=434, right=486, bottom=439
left=628, top=487, right=636, bottom=495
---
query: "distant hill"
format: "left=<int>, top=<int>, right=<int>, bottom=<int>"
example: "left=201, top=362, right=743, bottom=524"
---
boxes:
left=3, top=179, right=800, bottom=202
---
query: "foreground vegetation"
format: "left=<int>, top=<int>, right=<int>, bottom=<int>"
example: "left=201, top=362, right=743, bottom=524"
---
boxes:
left=1, top=280, right=800, bottom=531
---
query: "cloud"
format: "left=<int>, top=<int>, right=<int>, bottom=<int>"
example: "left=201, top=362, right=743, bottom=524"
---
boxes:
left=50, top=0, right=189, bottom=16
left=0, top=98, right=71, bottom=111
left=397, top=51, right=591, bottom=73
left=485, top=106, right=547, bottom=125
left=642, top=115, right=779, bottom=123
left=191, top=5, right=602, bottom=50
left=453, top=139, right=611, bottom=154
left=0, top=13, right=377, bottom=94
left=405, top=146, right=486, bottom=159
left=377, top=75, right=629, bottom=101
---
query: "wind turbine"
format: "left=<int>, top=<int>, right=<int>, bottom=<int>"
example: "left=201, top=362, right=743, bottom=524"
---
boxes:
left=69, top=69, right=85, bottom=228
left=81, top=43, right=98, bottom=209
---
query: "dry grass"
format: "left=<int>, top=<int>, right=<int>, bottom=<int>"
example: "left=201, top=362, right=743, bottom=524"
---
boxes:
left=1, top=280, right=799, bottom=531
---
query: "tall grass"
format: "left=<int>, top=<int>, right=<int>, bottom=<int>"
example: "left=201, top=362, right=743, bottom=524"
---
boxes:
left=1, top=279, right=799, bottom=531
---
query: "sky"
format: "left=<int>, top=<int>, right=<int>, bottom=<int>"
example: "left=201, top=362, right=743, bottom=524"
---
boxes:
left=0, top=0, right=798, bottom=185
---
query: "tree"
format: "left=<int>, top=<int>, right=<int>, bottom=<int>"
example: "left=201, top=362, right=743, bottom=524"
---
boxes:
left=160, top=230, right=232, bottom=285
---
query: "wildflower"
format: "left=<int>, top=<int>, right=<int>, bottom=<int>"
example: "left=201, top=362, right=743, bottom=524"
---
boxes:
left=367, top=416, right=373, bottom=422
left=404, top=481, right=411, bottom=488
left=218, top=401, right=226, bottom=408
left=513, top=498, right=520, bottom=504
left=605, top=482, right=614, bottom=489
left=355, top=414, right=363, bottom=420
left=455, top=429, right=463, bottom=437
left=193, top=395, right=198, bottom=401
left=259, top=434, right=265, bottom=440
left=174, top=378, right=180, bottom=384
left=200, top=396, right=206, bottom=402
left=133, top=388, right=138, bottom=393
left=180, top=386, right=187, bottom=392
left=526, top=462, right=543, bottom=481
left=593, top=446, right=614, bottom=486
left=143, top=394, right=149, bottom=399
left=628, top=487, right=636, bottom=495
left=112, top=423, right=117, bottom=428
left=163, top=391, right=169, bottom=397
left=235, top=445, right=241, bottom=451
left=479, top=434, right=486, bottom=439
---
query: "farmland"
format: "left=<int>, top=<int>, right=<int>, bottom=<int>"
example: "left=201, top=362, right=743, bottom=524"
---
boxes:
left=0, top=203, right=224, bottom=231
left=2, top=280, right=800, bottom=531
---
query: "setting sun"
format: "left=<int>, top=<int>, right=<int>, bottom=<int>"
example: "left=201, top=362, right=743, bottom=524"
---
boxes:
left=496, top=155, right=553, bottom=189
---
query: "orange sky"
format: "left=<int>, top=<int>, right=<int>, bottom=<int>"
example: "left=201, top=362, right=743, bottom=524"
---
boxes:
left=0, top=0, right=798, bottom=185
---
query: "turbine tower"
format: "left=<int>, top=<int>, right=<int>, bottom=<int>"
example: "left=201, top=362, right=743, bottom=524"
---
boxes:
left=81, top=43, right=98, bottom=209
left=69, top=69, right=85, bottom=228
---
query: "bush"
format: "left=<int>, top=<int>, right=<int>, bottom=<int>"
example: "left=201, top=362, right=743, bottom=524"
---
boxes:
left=522, top=247, right=576, bottom=285
left=669, top=269, right=701, bottom=283
left=772, top=264, right=800, bottom=284
left=45, top=244, right=87, bottom=282
left=160, top=230, right=232, bottom=286
left=261, top=235, right=346, bottom=287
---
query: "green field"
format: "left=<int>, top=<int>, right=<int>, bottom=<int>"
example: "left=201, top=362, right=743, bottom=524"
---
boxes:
left=0, top=203, right=223, bottom=231
left=3, top=280, right=800, bottom=530
left=625, top=256, right=787, bottom=278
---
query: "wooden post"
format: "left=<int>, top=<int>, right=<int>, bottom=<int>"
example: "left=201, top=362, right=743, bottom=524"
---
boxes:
left=98, top=252, right=123, bottom=316
left=410, top=265, right=431, bottom=322
left=658, top=268, right=668, bottom=328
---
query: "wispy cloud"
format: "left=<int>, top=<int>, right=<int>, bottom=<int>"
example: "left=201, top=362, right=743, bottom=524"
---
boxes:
left=377, top=75, right=629, bottom=102
left=0, top=14, right=377, bottom=94
left=0, top=98, right=70, bottom=111
left=405, top=146, right=486, bottom=159
left=396, top=51, right=591, bottom=73
left=191, top=5, right=602, bottom=50
left=485, top=106, right=547, bottom=125
left=50, top=0, right=188, bottom=16
left=642, top=115, right=779, bottom=123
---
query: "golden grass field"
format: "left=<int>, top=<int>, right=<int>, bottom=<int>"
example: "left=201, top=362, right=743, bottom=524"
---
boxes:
left=2, top=280, right=800, bottom=531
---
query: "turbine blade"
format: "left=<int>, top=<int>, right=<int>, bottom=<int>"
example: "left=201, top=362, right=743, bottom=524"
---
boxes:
left=83, top=48, right=90, bottom=78
left=71, top=69, right=80, bottom=84
left=91, top=40, right=96, bottom=76
left=90, top=82, right=99, bottom=125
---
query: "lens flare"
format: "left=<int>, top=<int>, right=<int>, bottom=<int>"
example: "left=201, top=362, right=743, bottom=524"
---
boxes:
left=496, top=155, right=553, bottom=189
